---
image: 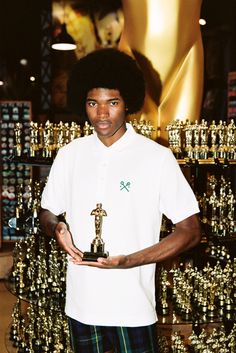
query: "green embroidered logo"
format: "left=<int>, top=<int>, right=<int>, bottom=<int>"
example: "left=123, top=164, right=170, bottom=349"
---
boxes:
left=120, top=181, right=130, bottom=192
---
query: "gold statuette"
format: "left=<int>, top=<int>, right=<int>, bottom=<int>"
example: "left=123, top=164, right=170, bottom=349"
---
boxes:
left=83, top=203, right=109, bottom=261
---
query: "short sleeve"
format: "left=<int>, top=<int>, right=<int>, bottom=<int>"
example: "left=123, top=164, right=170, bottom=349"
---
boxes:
left=41, top=149, right=67, bottom=216
left=159, top=149, right=199, bottom=224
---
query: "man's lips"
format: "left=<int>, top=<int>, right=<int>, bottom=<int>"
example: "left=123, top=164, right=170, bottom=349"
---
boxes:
left=95, top=121, right=111, bottom=129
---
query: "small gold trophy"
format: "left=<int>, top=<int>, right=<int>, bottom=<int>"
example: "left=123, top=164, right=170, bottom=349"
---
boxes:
left=83, top=203, right=109, bottom=261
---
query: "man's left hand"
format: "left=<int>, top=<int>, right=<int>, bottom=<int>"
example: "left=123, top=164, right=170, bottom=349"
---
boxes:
left=71, top=255, right=129, bottom=269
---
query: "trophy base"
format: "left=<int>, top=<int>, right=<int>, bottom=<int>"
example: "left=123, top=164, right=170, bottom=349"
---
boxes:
left=82, top=251, right=109, bottom=262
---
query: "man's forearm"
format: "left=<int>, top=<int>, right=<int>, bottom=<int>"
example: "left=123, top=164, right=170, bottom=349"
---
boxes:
left=39, top=208, right=61, bottom=237
left=125, top=214, right=201, bottom=268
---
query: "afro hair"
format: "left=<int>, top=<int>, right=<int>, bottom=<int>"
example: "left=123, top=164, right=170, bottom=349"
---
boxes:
left=67, top=48, right=145, bottom=117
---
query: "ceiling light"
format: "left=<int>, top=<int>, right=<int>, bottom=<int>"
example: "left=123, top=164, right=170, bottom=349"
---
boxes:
left=199, top=18, right=206, bottom=26
left=51, top=23, right=76, bottom=51
left=20, top=58, right=28, bottom=66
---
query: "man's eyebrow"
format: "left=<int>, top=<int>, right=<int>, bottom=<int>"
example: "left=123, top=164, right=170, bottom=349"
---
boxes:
left=86, top=97, right=121, bottom=101
left=86, top=97, right=98, bottom=102
left=109, top=97, right=120, bottom=100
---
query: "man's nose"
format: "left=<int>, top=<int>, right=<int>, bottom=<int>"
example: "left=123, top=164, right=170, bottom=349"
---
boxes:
left=97, top=104, right=109, bottom=117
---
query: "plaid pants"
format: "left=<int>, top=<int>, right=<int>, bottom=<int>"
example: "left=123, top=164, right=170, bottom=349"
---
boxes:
left=68, top=317, right=158, bottom=353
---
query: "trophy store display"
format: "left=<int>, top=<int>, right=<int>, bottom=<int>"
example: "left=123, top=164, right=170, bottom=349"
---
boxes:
left=9, top=295, right=73, bottom=353
left=156, top=259, right=236, bottom=351
left=197, top=174, right=235, bottom=239
left=166, top=118, right=236, bottom=160
left=13, top=120, right=93, bottom=160
left=167, top=324, right=236, bottom=353
left=7, top=178, right=66, bottom=300
left=13, top=118, right=156, bottom=162
left=169, top=261, right=236, bottom=322
left=8, top=235, right=72, bottom=353
left=2, top=110, right=235, bottom=351
left=9, top=232, right=67, bottom=304
left=130, top=118, right=156, bottom=139
left=83, top=203, right=109, bottom=261
left=8, top=179, right=44, bottom=237
left=0, top=101, right=32, bottom=241
left=5, top=178, right=73, bottom=352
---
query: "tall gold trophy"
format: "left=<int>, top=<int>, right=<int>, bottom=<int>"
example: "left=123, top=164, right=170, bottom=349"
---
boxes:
left=82, top=203, right=109, bottom=261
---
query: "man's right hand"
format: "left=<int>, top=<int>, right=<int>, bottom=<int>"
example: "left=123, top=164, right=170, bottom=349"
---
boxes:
left=54, top=222, right=83, bottom=262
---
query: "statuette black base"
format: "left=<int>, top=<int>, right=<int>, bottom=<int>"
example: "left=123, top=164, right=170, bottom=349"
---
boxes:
left=82, top=251, right=109, bottom=262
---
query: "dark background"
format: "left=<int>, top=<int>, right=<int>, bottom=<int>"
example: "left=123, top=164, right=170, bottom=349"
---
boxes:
left=0, top=0, right=236, bottom=121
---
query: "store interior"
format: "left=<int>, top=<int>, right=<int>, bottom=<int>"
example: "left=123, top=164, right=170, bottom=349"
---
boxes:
left=0, top=0, right=236, bottom=352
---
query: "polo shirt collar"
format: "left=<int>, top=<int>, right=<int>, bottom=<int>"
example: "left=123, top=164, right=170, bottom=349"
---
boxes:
left=92, top=123, right=136, bottom=152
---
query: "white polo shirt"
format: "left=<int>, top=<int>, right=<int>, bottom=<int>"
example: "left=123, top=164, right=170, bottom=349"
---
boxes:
left=41, top=123, right=199, bottom=327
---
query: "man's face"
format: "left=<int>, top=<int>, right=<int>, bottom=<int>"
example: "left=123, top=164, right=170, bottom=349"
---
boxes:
left=86, top=88, right=127, bottom=146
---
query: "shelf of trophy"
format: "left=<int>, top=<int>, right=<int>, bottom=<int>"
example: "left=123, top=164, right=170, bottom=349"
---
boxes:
left=11, top=119, right=95, bottom=165
left=3, top=117, right=236, bottom=352
left=166, top=118, right=236, bottom=161
left=4, top=228, right=74, bottom=353
left=6, top=116, right=236, bottom=168
left=5, top=228, right=67, bottom=308
left=155, top=252, right=236, bottom=351
left=196, top=168, right=236, bottom=262
left=159, top=169, right=236, bottom=352
left=177, top=158, right=236, bottom=166
left=1, top=119, right=96, bottom=245
left=7, top=118, right=157, bottom=166
left=5, top=297, right=73, bottom=353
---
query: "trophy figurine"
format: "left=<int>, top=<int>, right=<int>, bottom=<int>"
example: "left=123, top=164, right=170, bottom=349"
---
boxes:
left=83, top=203, right=109, bottom=261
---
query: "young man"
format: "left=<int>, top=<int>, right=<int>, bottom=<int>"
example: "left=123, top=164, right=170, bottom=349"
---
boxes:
left=40, top=48, right=201, bottom=353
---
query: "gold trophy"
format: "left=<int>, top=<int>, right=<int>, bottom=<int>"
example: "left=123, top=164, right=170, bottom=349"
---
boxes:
left=83, top=203, right=109, bottom=261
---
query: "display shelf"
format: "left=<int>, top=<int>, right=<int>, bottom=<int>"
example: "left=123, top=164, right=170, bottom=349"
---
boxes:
left=2, top=117, right=235, bottom=351
left=0, top=101, right=32, bottom=246
left=4, top=232, right=73, bottom=353
left=155, top=250, right=236, bottom=350
left=4, top=278, right=65, bottom=309
left=208, top=234, right=236, bottom=243
left=5, top=298, right=72, bottom=353
left=156, top=302, right=226, bottom=347
left=156, top=300, right=232, bottom=326
left=4, top=156, right=236, bottom=167
left=202, top=223, right=236, bottom=243
left=177, top=158, right=236, bottom=166
left=4, top=155, right=53, bottom=167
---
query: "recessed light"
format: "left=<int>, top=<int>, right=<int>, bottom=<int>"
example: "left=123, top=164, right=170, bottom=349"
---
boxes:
left=199, top=18, right=206, bottom=26
left=20, top=58, right=28, bottom=66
